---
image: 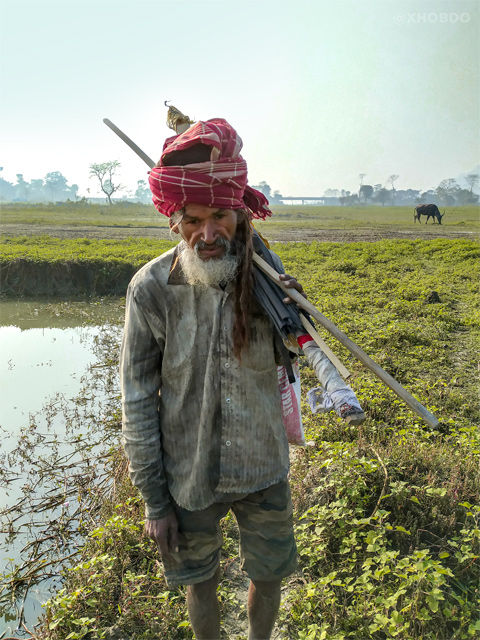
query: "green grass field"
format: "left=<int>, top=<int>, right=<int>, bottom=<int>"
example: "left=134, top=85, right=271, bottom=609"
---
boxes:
left=1, top=202, right=479, bottom=231
left=1, top=217, right=479, bottom=639
left=257, top=204, right=480, bottom=232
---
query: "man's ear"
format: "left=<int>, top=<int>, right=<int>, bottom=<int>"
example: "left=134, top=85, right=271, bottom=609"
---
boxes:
left=169, top=219, right=180, bottom=235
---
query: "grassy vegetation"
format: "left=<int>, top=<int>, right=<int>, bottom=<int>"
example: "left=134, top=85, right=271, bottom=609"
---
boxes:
left=28, top=238, right=479, bottom=639
left=1, top=202, right=479, bottom=231
left=256, top=204, right=480, bottom=233
left=0, top=202, right=169, bottom=229
left=0, top=236, right=178, bottom=297
left=0, top=235, right=177, bottom=265
left=1, top=234, right=478, bottom=638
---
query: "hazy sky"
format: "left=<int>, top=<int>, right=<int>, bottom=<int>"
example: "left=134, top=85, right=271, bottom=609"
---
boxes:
left=1, top=0, right=478, bottom=199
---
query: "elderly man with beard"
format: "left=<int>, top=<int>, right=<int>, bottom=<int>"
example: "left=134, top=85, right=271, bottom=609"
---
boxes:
left=120, top=118, right=356, bottom=639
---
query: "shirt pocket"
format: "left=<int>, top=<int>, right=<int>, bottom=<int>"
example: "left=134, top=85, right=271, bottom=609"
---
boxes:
left=241, top=315, right=277, bottom=373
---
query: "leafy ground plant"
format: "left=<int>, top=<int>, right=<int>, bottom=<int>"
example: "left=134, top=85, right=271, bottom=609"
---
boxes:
left=1, top=238, right=478, bottom=639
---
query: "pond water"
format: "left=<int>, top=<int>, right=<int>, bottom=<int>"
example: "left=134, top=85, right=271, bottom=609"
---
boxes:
left=0, top=300, right=123, bottom=636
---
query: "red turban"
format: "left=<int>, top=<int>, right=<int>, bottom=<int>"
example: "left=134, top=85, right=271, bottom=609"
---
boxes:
left=148, top=118, right=272, bottom=220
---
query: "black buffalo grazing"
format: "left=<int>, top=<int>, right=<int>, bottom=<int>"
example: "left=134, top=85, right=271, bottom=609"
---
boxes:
left=414, top=204, right=445, bottom=225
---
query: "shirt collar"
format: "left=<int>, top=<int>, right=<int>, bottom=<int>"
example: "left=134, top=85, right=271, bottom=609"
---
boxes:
left=167, top=244, right=187, bottom=285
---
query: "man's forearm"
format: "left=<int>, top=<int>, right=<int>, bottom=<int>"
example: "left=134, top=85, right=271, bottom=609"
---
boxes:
left=120, top=285, right=170, bottom=518
left=122, top=401, right=172, bottom=518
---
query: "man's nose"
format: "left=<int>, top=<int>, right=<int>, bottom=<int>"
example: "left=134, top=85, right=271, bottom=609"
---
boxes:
left=201, top=221, right=217, bottom=244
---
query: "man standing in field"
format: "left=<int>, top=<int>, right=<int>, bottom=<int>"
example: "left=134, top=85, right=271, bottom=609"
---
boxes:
left=120, top=118, right=362, bottom=639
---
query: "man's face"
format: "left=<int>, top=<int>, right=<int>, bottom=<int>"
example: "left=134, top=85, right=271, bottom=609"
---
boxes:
left=173, top=204, right=238, bottom=261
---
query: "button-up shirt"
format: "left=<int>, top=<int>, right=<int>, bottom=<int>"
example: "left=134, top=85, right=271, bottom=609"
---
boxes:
left=120, top=245, right=290, bottom=519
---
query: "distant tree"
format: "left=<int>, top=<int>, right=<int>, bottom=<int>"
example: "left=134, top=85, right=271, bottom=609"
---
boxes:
left=68, top=184, right=79, bottom=200
left=44, top=171, right=69, bottom=201
left=455, top=188, right=479, bottom=205
left=15, top=174, right=29, bottom=200
left=416, top=190, right=440, bottom=206
left=324, top=188, right=340, bottom=197
left=339, top=189, right=350, bottom=206
left=359, top=184, right=373, bottom=204
left=359, top=173, right=367, bottom=187
left=436, top=178, right=460, bottom=206
left=345, top=192, right=359, bottom=206
left=387, top=175, right=399, bottom=205
left=252, top=181, right=272, bottom=200
left=375, top=188, right=390, bottom=206
left=134, top=179, right=151, bottom=203
left=0, top=169, right=15, bottom=201
left=395, top=189, right=420, bottom=206
left=270, top=190, right=284, bottom=205
left=465, top=173, right=479, bottom=194
left=89, top=161, right=124, bottom=204
left=29, top=178, right=46, bottom=201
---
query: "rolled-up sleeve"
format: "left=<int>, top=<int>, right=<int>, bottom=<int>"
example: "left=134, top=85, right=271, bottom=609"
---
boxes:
left=119, top=284, right=172, bottom=519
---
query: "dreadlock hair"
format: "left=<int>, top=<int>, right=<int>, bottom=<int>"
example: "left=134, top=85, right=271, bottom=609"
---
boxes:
left=232, top=209, right=254, bottom=359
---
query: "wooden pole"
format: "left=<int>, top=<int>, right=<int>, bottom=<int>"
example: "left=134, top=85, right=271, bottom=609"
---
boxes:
left=252, top=253, right=440, bottom=429
left=103, top=119, right=156, bottom=169
left=299, top=315, right=351, bottom=379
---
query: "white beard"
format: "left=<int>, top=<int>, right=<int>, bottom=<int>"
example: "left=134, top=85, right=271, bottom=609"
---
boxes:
left=179, top=239, right=242, bottom=287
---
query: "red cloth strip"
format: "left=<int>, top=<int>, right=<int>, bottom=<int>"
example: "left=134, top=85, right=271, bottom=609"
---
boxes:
left=297, top=334, right=315, bottom=348
left=148, top=119, right=272, bottom=220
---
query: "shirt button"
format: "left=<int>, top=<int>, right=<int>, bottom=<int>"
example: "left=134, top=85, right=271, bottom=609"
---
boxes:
left=226, top=398, right=231, bottom=403
left=224, top=326, right=228, bottom=332
left=225, top=440, right=231, bottom=446
left=225, top=362, right=230, bottom=368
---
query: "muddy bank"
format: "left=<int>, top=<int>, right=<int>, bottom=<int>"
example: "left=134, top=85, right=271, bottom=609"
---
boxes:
left=1, top=222, right=478, bottom=243
left=1, top=259, right=136, bottom=297
left=1, top=224, right=477, bottom=297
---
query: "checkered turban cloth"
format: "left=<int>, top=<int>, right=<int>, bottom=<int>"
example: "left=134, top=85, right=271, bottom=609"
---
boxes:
left=148, top=118, right=272, bottom=220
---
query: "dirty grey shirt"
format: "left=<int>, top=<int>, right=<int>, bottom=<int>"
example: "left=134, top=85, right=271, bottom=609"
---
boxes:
left=120, top=245, right=290, bottom=519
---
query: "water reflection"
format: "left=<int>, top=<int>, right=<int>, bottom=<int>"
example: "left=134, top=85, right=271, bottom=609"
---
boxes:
left=0, top=300, right=123, bottom=636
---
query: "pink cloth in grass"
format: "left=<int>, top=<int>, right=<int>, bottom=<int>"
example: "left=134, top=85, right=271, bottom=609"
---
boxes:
left=148, top=118, right=272, bottom=220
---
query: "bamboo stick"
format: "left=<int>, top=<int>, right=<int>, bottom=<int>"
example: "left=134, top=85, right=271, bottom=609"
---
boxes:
left=299, top=314, right=351, bottom=379
left=103, top=119, right=155, bottom=169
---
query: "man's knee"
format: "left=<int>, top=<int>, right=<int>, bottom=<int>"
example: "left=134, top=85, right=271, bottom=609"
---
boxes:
left=187, top=566, right=220, bottom=602
left=249, top=578, right=282, bottom=603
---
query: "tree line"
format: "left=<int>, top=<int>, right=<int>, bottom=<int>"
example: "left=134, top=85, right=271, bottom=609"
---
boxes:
left=253, top=174, right=479, bottom=207
left=1, top=162, right=478, bottom=207
left=0, top=163, right=151, bottom=204
left=0, top=169, right=80, bottom=202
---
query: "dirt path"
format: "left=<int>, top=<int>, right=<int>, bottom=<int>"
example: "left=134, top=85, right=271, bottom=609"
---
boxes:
left=1, top=222, right=477, bottom=243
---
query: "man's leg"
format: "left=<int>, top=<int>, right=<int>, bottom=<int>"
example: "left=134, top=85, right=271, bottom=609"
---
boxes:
left=247, top=578, right=282, bottom=640
left=186, top=566, right=221, bottom=640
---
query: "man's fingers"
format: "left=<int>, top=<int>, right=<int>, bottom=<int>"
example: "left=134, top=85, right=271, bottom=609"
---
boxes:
left=157, top=537, right=171, bottom=558
left=279, top=273, right=307, bottom=299
left=145, top=514, right=180, bottom=558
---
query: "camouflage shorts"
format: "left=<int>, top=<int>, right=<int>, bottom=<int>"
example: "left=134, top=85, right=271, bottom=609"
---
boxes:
left=162, top=479, right=297, bottom=587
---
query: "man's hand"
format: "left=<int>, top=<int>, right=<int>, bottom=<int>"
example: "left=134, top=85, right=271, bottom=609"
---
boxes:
left=145, top=511, right=180, bottom=558
left=279, top=273, right=307, bottom=305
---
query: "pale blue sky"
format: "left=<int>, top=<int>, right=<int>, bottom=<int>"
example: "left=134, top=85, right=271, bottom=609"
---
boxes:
left=1, top=0, right=478, bottom=199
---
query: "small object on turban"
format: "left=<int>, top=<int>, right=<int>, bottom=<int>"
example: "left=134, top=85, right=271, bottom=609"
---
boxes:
left=164, top=102, right=195, bottom=133
left=148, top=118, right=272, bottom=220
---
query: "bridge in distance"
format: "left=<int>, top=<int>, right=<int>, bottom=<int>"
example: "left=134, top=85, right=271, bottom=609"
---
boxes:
left=278, top=197, right=338, bottom=205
